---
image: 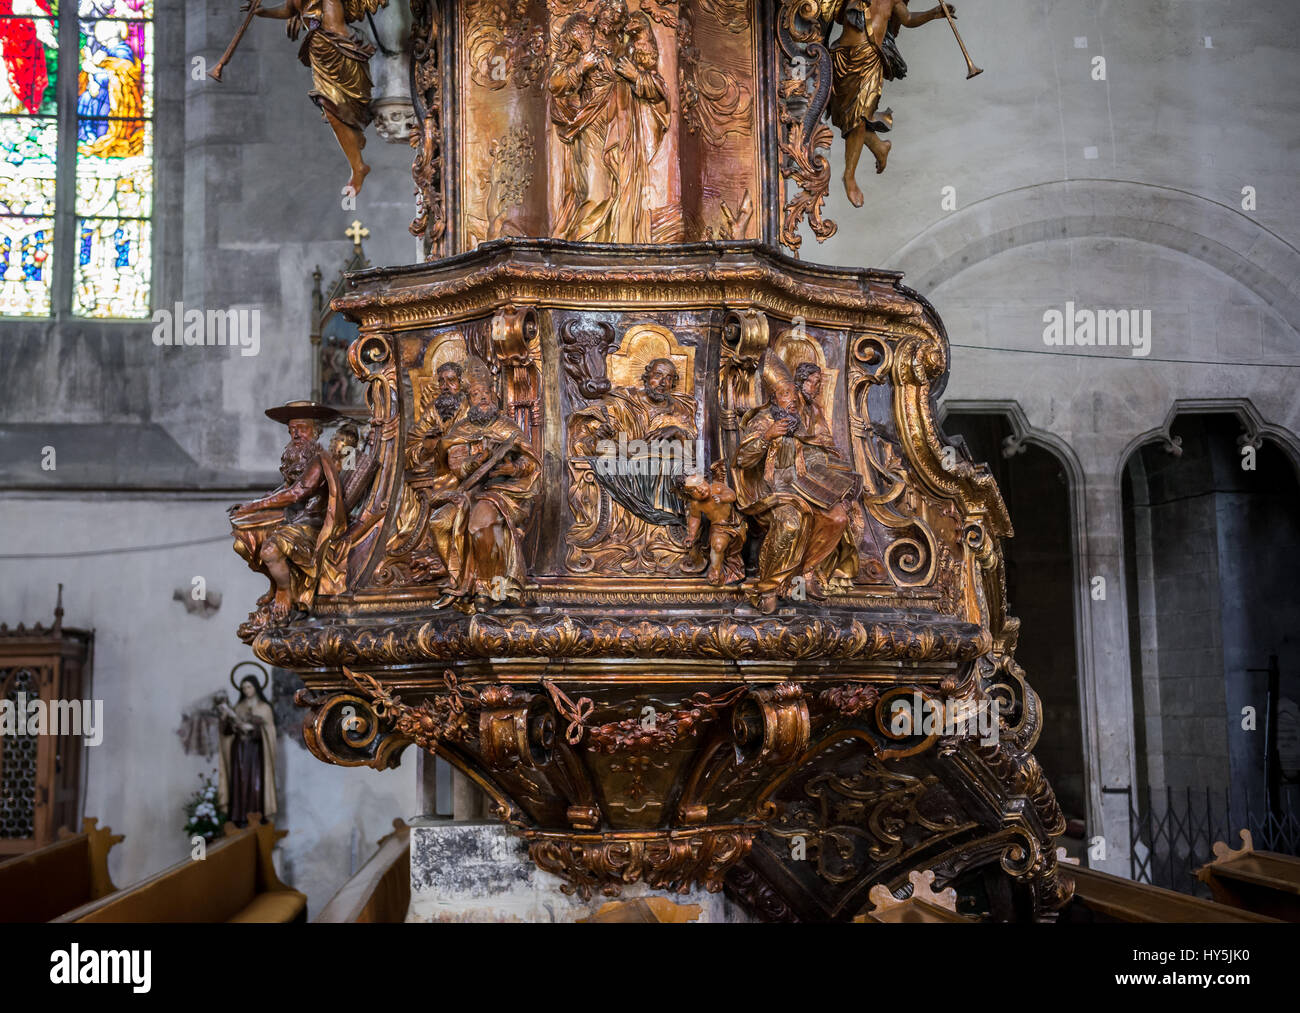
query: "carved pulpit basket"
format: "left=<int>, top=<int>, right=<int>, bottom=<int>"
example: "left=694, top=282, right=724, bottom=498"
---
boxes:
left=234, top=2, right=1071, bottom=920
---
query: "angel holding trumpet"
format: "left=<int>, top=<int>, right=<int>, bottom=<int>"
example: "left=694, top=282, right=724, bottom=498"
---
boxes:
left=224, top=0, right=389, bottom=195
left=820, top=1, right=975, bottom=206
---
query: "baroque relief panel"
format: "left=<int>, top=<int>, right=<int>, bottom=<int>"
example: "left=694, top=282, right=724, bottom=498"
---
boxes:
left=456, top=0, right=761, bottom=250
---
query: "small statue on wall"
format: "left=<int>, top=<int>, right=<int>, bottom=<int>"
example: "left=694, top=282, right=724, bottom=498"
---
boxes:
left=674, top=466, right=747, bottom=586
left=733, top=354, right=862, bottom=613
left=822, top=1, right=960, bottom=205
left=237, top=0, right=390, bottom=194
left=229, top=401, right=347, bottom=639
left=217, top=663, right=279, bottom=826
left=423, top=368, right=542, bottom=610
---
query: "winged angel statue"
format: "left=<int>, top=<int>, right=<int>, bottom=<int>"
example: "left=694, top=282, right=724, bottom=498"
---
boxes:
left=241, top=0, right=391, bottom=194
left=814, top=0, right=956, bottom=206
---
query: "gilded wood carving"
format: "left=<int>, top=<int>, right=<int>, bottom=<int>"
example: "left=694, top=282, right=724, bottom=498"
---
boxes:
left=223, top=6, right=1075, bottom=922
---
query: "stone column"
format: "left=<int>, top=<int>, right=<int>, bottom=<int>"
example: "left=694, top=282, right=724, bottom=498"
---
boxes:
left=1080, top=470, right=1140, bottom=874
left=452, top=769, right=485, bottom=821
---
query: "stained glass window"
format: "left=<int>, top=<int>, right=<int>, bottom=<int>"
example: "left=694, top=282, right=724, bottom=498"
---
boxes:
left=0, top=0, right=154, bottom=319
left=0, top=3, right=59, bottom=316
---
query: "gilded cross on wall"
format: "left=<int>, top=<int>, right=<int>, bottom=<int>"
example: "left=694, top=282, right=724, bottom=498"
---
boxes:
left=346, top=220, right=370, bottom=250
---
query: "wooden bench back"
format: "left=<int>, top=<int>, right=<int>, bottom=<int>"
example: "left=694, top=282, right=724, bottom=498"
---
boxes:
left=57, top=817, right=292, bottom=923
left=315, top=820, right=410, bottom=923
left=0, top=818, right=121, bottom=923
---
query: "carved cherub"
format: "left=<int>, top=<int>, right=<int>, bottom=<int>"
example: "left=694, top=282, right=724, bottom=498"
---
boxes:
left=242, top=0, right=389, bottom=194
left=674, top=466, right=747, bottom=587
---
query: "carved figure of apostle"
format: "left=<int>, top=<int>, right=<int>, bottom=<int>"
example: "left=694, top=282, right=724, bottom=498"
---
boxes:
left=825, top=0, right=956, bottom=205
left=217, top=672, right=278, bottom=826
left=408, top=359, right=469, bottom=470
left=734, top=354, right=861, bottom=613
left=549, top=1, right=669, bottom=242
left=229, top=401, right=345, bottom=635
left=573, top=357, right=698, bottom=528
left=331, top=419, right=379, bottom=511
left=425, top=374, right=541, bottom=610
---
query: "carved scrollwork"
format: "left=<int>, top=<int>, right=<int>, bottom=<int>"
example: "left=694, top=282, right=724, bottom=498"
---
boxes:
left=348, top=666, right=475, bottom=742
left=776, top=0, right=837, bottom=252
left=732, top=683, right=811, bottom=766
left=490, top=305, right=542, bottom=455
left=297, top=688, right=412, bottom=770
left=479, top=685, right=556, bottom=771
left=980, top=740, right=1065, bottom=839
left=719, top=308, right=770, bottom=468
left=527, top=827, right=755, bottom=900
left=766, top=756, right=957, bottom=883
left=409, top=0, right=447, bottom=255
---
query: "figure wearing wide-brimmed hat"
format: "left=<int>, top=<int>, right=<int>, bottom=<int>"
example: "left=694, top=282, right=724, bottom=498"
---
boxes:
left=733, top=354, right=862, bottom=613
left=229, top=400, right=348, bottom=639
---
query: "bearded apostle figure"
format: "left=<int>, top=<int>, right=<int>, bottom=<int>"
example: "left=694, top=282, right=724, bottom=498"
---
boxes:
left=733, top=353, right=861, bottom=613
left=424, top=372, right=542, bottom=611
left=229, top=401, right=347, bottom=639
left=571, top=357, right=699, bottom=529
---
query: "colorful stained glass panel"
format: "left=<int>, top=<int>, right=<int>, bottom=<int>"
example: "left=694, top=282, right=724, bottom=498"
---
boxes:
left=78, top=18, right=152, bottom=122
left=75, top=3, right=152, bottom=319
left=73, top=216, right=150, bottom=318
left=0, top=11, right=59, bottom=116
left=0, top=116, right=56, bottom=214
left=82, top=1, right=149, bottom=20
left=0, top=0, right=153, bottom=318
left=0, top=215, right=52, bottom=316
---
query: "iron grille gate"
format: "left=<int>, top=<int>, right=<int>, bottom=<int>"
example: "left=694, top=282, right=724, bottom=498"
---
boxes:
left=1127, top=785, right=1300, bottom=896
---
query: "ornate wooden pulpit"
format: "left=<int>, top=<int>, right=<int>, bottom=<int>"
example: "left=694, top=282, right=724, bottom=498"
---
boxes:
left=229, top=0, right=1070, bottom=920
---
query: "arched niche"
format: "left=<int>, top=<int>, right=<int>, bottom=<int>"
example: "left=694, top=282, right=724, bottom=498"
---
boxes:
left=940, top=401, right=1091, bottom=843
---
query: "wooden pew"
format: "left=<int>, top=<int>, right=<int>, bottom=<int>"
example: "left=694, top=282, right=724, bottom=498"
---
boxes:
left=0, top=818, right=123, bottom=923
left=315, top=819, right=411, bottom=923
left=54, top=815, right=306, bottom=923
left=1196, top=830, right=1300, bottom=922
left=1062, top=861, right=1279, bottom=923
